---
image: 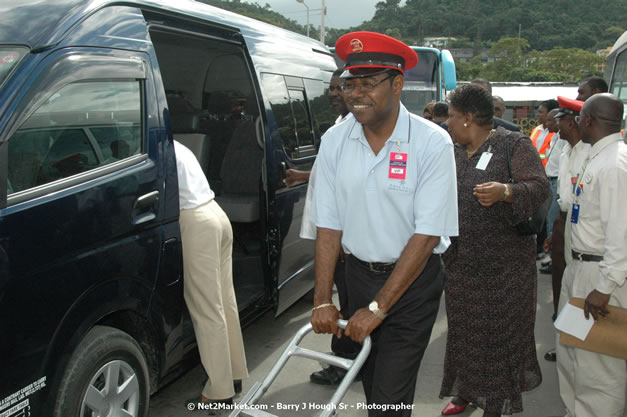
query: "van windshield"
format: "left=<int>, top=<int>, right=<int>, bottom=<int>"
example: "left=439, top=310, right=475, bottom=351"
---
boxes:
left=0, top=48, right=28, bottom=86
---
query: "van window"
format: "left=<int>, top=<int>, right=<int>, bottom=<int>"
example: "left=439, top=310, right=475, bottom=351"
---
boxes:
left=303, top=78, right=335, bottom=140
left=261, top=73, right=316, bottom=160
left=7, top=81, right=142, bottom=193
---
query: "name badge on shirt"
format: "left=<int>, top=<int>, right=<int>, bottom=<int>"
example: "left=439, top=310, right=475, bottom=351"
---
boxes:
left=571, top=203, right=580, bottom=224
left=475, top=152, right=493, bottom=170
left=389, top=152, right=407, bottom=180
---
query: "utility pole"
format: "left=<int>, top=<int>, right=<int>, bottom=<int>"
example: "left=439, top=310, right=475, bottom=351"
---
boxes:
left=320, top=0, right=326, bottom=43
left=296, top=0, right=310, bottom=38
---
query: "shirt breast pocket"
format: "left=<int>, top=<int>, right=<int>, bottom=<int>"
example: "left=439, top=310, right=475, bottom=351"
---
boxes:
left=579, top=182, right=598, bottom=221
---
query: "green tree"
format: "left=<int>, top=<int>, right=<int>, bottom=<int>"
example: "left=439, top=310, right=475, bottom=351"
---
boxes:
left=528, top=48, right=604, bottom=82
left=479, top=37, right=530, bottom=81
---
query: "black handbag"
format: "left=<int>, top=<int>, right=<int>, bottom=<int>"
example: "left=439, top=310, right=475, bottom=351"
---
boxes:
left=504, top=134, right=552, bottom=236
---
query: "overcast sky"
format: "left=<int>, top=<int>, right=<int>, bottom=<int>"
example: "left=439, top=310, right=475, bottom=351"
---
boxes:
left=256, top=0, right=407, bottom=29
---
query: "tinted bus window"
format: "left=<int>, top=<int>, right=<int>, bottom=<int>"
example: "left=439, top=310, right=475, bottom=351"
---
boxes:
left=608, top=43, right=627, bottom=138
left=402, top=50, right=439, bottom=115
left=610, top=50, right=627, bottom=101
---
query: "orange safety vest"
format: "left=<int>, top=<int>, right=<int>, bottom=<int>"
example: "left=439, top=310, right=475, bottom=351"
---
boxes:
left=530, top=126, right=555, bottom=167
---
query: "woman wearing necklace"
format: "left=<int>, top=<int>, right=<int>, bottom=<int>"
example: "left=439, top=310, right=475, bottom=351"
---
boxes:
left=438, top=84, right=549, bottom=417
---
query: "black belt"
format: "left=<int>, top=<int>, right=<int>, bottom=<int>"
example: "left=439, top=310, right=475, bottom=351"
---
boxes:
left=548, top=176, right=558, bottom=180
left=352, top=256, right=396, bottom=273
left=572, top=250, right=603, bottom=262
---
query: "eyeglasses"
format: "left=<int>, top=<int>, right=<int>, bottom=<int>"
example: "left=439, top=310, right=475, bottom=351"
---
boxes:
left=339, top=73, right=396, bottom=93
left=576, top=113, right=618, bottom=124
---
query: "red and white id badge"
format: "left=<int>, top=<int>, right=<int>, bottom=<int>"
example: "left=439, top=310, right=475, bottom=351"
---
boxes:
left=389, top=152, right=407, bottom=180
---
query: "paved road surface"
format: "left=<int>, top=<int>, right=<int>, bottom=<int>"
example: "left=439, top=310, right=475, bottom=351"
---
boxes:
left=150, top=265, right=569, bottom=417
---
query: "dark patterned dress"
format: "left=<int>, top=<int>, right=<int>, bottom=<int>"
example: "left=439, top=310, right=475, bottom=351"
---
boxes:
left=439, top=127, right=548, bottom=415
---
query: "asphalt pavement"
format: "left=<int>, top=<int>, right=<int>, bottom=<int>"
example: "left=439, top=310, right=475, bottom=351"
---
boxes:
left=149, top=261, right=568, bottom=417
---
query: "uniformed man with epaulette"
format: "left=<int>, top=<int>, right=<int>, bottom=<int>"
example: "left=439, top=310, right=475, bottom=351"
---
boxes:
left=556, top=93, right=626, bottom=417
left=310, top=32, right=458, bottom=416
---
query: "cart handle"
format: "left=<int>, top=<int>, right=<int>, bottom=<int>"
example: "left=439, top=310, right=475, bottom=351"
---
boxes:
left=232, top=319, right=371, bottom=417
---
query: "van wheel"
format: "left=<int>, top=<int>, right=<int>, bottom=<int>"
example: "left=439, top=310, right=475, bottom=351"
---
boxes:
left=53, top=325, right=150, bottom=417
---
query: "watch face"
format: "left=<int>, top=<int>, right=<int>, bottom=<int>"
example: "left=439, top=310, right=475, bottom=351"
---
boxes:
left=369, top=301, right=377, bottom=311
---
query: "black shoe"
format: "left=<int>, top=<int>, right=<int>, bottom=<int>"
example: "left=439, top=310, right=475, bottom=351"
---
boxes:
left=310, top=366, right=345, bottom=385
left=541, top=258, right=552, bottom=267
left=544, top=349, right=556, bottom=362
left=536, top=252, right=547, bottom=260
left=200, top=376, right=242, bottom=396
left=539, top=263, right=552, bottom=274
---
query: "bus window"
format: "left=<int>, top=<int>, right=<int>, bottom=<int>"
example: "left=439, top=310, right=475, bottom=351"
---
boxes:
left=402, top=50, right=439, bottom=115
left=606, top=30, right=627, bottom=140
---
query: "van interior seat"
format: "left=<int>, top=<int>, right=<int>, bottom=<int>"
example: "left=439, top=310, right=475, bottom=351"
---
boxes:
left=216, top=96, right=263, bottom=223
left=202, top=92, right=237, bottom=185
left=170, top=112, right=211, bottom=178
left=174, top=133, right=211, bottom=178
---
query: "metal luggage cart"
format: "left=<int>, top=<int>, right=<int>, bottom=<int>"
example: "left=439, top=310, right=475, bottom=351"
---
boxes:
left=228, top=319, right=371, bottom=417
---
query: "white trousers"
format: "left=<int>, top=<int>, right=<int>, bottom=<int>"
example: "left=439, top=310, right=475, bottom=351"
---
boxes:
left=556, top=259, right=627, bottom=417
left=180, top=200, right=248, bottom=399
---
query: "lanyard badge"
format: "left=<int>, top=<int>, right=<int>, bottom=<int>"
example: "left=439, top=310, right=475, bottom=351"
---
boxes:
left=570, top=158, right=590, bottom=225
left=389, top=152, right=407, bottom=180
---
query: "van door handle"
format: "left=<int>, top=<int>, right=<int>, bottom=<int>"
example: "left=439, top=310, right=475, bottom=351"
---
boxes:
left=133, top=190, right=159, bottom=225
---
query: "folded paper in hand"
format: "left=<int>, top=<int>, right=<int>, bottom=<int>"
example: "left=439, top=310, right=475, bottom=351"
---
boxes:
left=554, top=302, right=594, bottom=341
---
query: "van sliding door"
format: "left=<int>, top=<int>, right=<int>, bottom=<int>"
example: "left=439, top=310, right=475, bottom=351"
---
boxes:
left=260, top=73, right=317, bottom=314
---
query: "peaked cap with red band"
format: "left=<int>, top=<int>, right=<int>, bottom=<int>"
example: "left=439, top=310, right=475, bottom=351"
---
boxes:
left=335, top=31, right=418, bottom=79
left=555, top=96, right=584, bottom=118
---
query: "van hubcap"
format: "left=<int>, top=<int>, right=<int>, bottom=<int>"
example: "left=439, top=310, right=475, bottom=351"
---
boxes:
left=81, top=360, right=140, bottom=417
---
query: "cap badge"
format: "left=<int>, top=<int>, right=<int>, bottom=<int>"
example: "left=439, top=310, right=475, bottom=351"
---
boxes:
left=350, top=39, right=364, bottom=53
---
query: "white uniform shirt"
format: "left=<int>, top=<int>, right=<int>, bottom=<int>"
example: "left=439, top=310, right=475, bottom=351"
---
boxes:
left=570, top=133, right=627, bottom=294
left=174, top=140, right=214, bottom=210
left=300, top=114, right=350, bottom=240
left=545, top=133, right=566, bottom=178
left=311, top=103, right=458, bottom=262
left=557, top=140, right=591, bottom=212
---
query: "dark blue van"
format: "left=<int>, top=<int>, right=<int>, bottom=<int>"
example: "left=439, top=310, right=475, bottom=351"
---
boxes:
left=0, top=1, right=337, bottom=416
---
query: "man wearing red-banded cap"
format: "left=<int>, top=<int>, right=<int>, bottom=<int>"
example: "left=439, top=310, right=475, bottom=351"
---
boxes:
left=543, top=96, right=589, bottom=364
left=556, top=93, right=626, bottom=417
left=310, top=32, right=458, bottom=416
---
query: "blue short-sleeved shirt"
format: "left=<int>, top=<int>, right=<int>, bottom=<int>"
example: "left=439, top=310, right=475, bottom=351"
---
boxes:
left=311, top=104, right=459, bottom=263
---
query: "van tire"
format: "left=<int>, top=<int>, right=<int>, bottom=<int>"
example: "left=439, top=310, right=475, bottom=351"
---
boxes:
left=52, top=325, right=150, bottom=417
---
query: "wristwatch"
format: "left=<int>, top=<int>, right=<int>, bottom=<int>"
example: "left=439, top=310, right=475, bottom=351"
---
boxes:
left=368, top=301, right=386, bottom=320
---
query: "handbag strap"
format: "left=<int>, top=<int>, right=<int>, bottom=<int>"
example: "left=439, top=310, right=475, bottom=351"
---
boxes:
left=504, top=132, right=514, bottom=183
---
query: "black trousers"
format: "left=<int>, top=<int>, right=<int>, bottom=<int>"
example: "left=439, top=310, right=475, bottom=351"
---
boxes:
left=345, top=254, right=444, bottom=417
left=331, top=257, right=361, bottom=359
